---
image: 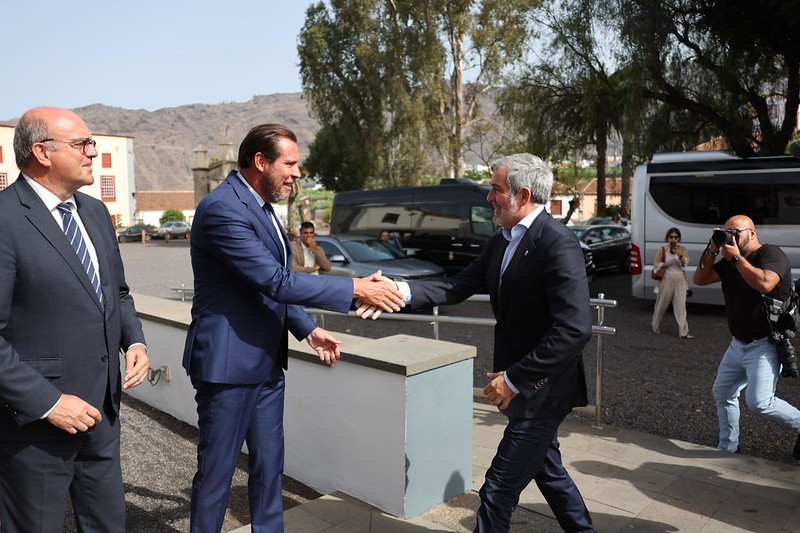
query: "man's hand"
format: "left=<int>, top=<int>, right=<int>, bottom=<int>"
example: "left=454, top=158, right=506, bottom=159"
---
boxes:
left=123, top=344, right=150, bottom=390
left=306, top=327, right=342, bottom=366
left=720, top=238, right=741, bottom=261
left=484, top=372, right=517, bottom=410
left=352, top=270, right=405, bottom=313
left=46, top=394, right=102, bottom=434
left=307, top=237, right=319, bottom=250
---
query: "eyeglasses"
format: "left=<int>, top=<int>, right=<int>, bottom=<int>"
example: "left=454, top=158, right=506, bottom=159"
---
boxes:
left=726, top=227, right=754, bottom=237
left=667, top=235, right=680, bottom=239
left=39, top=138, right=96, bottom=155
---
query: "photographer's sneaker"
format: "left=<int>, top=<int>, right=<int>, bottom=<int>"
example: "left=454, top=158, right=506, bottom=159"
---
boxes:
left=793, top=434, right=800, bottom=460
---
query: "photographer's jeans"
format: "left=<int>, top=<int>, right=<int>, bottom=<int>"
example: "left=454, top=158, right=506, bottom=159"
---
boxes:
left=712, top=337, right=800, bottom=452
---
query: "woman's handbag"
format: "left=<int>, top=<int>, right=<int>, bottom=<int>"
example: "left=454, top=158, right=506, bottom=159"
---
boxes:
left=652, top=265, right=666, bottom=280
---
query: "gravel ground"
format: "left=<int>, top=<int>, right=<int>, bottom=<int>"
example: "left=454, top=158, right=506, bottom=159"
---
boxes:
left=119, top=239, right=800, bottom=468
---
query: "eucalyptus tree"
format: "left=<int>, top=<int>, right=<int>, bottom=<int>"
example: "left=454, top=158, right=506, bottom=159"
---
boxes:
left=298, top=0, right=540, bottom=189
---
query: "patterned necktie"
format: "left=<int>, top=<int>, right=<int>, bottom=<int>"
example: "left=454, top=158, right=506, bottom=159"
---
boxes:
left=56, top=203, right=104, bottom=309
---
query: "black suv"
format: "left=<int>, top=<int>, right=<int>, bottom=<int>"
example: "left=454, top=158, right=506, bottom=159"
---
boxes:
left=117, top=225, right=156, bottom=243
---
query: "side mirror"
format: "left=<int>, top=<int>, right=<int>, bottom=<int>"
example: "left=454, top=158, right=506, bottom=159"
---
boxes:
left=329, top=254, right=347, bottom=263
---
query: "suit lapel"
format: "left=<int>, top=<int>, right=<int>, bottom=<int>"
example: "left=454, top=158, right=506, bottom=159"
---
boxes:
left=496, top=213, right=547, bottom=320
left=227, top=172, right=287, bottom=264
left=15, top=178, right=104, bottom=314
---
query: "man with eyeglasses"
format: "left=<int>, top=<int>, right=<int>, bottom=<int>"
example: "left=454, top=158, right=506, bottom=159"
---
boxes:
left=694, top=215, right=800, bottom=459
left=0, top=107, right=150, bottom=531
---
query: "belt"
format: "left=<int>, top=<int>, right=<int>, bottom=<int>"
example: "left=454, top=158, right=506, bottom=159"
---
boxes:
left=734, top=336, right=766, bottom=345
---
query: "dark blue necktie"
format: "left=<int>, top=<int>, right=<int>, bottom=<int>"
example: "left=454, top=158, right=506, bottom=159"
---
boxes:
left=263, top=203, right=287, bottom=267
left=56, top=203, right=104, bottom=309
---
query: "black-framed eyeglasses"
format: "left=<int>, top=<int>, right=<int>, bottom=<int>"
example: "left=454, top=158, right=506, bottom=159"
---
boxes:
left=668, top=234, right=680, bottom=239
left=726, top=227, right=753, bottom=237
left=39, top=138, right=96, bottom=155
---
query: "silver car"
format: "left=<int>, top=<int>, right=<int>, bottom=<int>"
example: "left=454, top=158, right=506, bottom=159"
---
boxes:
left=314, top=234, right=445, bottom=281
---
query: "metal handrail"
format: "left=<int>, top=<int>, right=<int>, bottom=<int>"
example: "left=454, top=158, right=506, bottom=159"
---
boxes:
left=304, top=293, right=616, bottom=428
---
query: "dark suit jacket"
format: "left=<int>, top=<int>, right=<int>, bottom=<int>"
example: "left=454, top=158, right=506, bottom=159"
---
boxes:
left=182, top=171, right=354, bottom=385
left=0, top=176, right=146, bottom=441
left=408, top=212, right=592, bottom=419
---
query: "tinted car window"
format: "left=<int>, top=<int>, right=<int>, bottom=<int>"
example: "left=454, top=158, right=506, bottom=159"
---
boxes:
left=318, top=241, right=342, bottom=258
left=471, top=205, right=495, bottom=237
left=341, top=239, right=404, bottom=262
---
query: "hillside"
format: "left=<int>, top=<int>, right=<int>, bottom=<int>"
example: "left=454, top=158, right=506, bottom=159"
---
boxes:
left=2, top=94, right=319, bottom=191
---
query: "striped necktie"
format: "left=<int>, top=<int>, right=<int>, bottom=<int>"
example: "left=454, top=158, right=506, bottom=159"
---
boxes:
left=56, top=203, right=104, bottom=309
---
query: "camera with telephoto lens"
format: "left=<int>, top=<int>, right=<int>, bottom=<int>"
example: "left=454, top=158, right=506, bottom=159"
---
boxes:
left=764, top=296, right=800, bottom=378
left=712, top=229, right=733, bottom=247
left=769, top=329, right=799, bottom=378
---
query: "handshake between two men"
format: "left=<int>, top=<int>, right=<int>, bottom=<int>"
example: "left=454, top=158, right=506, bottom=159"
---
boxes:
left=305, top=271, right=404, bottom=366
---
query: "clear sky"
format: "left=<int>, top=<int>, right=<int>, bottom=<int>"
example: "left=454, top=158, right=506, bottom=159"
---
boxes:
left=2, top=0, right=316, bottom=120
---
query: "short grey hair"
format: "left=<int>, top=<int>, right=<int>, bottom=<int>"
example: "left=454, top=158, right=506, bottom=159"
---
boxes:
left=490, top=153, right=553, bottom=205
left=14, top=116, right=51, bottom=169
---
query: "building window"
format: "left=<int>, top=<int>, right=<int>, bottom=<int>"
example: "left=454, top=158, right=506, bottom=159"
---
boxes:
left=550, top=200, right=563, bottom=215
left=100, top=175, right=116, bottom=202
left=102, top=153, right=112, bottom=168
left=0, top=173, right=6, bottom=190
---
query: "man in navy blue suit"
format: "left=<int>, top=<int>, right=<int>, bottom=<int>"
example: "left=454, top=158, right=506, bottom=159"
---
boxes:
left=183, top=123, right=404, bottom=532
left=360, top=153, right=594, bottom=532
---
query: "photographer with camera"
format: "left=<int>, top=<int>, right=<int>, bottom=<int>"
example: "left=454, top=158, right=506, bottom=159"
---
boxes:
left=694, top=215, right=800, bottom=459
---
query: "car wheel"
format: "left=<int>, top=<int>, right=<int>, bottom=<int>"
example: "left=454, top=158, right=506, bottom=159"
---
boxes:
left=145, top=235, right=152, bottom=242
left=119, top=235, right=127, bottom=243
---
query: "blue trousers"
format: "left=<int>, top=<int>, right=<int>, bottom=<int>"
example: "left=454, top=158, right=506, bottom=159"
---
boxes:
left=190, top=376, right=285, bottom=533
left=475, top=415, right=593, bottom=533
left=712, top=337, right=800, bottom=451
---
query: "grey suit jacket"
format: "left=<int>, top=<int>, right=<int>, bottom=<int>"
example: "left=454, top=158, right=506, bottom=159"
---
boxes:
left=0, top=175, right=145, bottom=441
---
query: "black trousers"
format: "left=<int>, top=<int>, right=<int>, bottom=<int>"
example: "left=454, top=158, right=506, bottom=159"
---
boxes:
left=475, top=414, right=593, bottom=532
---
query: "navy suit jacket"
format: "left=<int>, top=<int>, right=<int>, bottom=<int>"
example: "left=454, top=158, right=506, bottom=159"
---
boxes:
left=182, top=171, right=354, bottom=384
left=408, top=212, right=592, bottom=419
left=0, top=176, right=146, bottom=441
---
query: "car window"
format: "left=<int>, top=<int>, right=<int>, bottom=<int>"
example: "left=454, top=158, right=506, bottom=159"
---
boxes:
left=318, top=241, right=343, bottom=258
left=471, top=205, right=495, bottom=237
left=341, top=239, right=404, bottom=262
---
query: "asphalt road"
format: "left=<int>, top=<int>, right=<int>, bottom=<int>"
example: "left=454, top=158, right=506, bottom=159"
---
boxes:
left=119, top=239, right=800, bottom=466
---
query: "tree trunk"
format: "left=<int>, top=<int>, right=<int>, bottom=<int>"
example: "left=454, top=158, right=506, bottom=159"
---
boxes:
left=595, top=125, right=608, bottom=217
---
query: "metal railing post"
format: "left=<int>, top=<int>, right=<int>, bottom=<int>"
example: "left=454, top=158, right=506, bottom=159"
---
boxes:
left=432, top=306, right=440, bottom=340
left=593, top=293, right=606, bottom=429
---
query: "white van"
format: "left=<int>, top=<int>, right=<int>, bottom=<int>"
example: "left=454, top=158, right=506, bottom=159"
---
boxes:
left=630, top=151, right=800, bottom=305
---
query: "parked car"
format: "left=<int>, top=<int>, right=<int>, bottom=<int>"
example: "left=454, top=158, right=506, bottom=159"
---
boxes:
left=117, top=225, right=156, bottom=243
left=578, top=240, right=596, bottom=283
left=571, top=225, right=631, bottom=273
left=583, top=216, right=630, bottom=228
left=156, top=221, right=191, bottom=239
left=314, top=234, right=445, bottom=281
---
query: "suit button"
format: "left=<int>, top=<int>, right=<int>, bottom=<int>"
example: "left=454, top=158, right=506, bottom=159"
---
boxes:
left=101, top=355, right=108, bottom=362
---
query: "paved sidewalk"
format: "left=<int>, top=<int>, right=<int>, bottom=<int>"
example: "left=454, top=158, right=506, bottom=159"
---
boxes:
left=258, top=402, right=800, bottom=533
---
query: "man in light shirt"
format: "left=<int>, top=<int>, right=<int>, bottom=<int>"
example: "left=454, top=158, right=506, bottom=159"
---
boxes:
left=291, top=221, right=331, bottom=275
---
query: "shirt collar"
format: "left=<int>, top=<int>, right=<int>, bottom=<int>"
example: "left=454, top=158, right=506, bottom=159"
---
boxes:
left=501, top=205, right=544, bottom=242
left=22, top=173, right=76, bottom=211
left=236, top=171, right=267, bottom=209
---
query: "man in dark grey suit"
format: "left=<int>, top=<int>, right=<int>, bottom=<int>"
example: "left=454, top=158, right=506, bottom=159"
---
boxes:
left=360, top=153, right=594, bottom=532
left=0, top=107, right=150, bottom=532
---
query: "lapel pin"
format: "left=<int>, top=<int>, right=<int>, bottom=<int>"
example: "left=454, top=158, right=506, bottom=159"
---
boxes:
left=524, top=250, right=529, bottom=256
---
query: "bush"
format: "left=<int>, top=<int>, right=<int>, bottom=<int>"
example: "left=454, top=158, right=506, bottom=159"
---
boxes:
left=159, top=209, right=185, bottom=225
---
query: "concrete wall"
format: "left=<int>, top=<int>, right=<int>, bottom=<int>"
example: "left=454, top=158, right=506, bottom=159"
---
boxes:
left=127, top=294, right=475, bottom=518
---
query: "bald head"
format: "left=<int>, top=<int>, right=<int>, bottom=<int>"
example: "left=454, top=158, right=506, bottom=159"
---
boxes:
left=724, top=214, right=759, bottom=254
left=13, top=107, right=97, bottom=200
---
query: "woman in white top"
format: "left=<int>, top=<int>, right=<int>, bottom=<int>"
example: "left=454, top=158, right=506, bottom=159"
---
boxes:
left=652, top=227, right=693, bottom=338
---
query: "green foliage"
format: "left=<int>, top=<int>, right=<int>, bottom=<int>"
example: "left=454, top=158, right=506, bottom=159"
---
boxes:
left=159, top=209, right=185, bottom=225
